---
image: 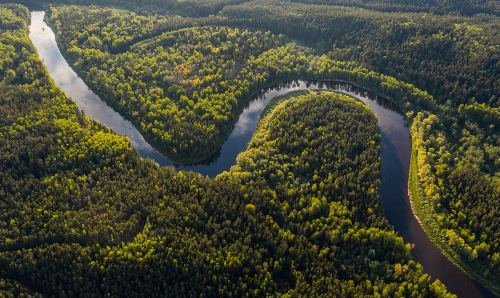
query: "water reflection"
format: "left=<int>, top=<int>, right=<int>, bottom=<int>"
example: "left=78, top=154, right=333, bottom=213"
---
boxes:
left=29, top=11, right=493, bottom=297
left=29, top=11, right=172, bottom=163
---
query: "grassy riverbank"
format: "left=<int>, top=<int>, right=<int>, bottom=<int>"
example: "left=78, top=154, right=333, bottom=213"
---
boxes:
left=409, top=145, right=500, bottom=296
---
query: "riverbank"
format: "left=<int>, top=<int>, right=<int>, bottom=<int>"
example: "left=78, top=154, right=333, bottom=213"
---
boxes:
left=259, top=90, right=311, bottom=121
left=409, top=145, right=500, bottom=297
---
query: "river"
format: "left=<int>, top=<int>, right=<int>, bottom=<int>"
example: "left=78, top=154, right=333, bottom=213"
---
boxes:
left=28, top=10, right=494, bottom=298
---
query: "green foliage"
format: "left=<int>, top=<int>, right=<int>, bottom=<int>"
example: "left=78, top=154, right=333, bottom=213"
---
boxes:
left=49, top=5, right=442, bottom=162
left=46, top=7, right=500, bottom=291
left=50, top=5, right=290, bottom=162
left=283, top=0, right=500, bottom=16
left=222, top=0, right=499, bottom=107
left=0, top=6, right=454, bottom=295
left=1, top=0, right=499, bottom=296
left=221, top=3, right=500, bottom=288
left=18, top=0, right=500, bottom=16
left=410, top=112, right=500, bottom=291
left=0, top=278, right=41, bottom=298
left=220, top=91, right=452, bottom=296
left=225, top=92, right=385, bottom=229
left=19, top=0, right=248, bottom=16
left=0, top=4, right=153, bottom=252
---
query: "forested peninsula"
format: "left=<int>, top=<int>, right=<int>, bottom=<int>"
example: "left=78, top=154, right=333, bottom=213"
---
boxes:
left=1, top=0, right=498, bottom=296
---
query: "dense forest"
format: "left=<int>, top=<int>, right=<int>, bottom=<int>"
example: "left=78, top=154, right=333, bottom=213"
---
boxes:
left=0, top=6, right=455, bottom=296
left=285, top=0, right=500, bottom=16
left=222, top=0, right=499, bottom=106
left=14, top=0, right=500, bottom=16
left=0, top=0, right=498, bottom=296
left=49, top=5, right=290, bottom=162
left=46, top=3, right=500, bottom=294
left=11, top=0, right=248, bottom=16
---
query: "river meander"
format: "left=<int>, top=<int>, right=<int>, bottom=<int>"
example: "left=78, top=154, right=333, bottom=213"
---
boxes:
left=29, top=10, right=493, bottom=298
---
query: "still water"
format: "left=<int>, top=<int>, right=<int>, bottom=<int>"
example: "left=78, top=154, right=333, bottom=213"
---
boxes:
left=29, top=11, right=493, bottom=298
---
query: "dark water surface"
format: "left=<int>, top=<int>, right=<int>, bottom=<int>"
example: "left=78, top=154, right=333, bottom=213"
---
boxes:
left=29, top=11, right=494, bottom=298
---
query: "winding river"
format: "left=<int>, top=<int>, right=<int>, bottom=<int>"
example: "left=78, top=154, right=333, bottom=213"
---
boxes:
left=29, top=11, right=494, bottom=298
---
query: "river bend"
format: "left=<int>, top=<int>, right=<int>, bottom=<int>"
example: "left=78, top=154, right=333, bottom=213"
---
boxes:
left=28, top=11, right=493, bottom=297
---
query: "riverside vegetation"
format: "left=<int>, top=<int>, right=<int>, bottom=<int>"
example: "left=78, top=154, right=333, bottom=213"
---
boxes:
left=1, top=0, right=499, bottom=296
left=0, top=6, right=454, bottom=296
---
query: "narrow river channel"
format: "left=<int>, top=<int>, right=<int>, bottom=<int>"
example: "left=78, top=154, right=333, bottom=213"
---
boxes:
left=29, top=10, right=494, bottom=298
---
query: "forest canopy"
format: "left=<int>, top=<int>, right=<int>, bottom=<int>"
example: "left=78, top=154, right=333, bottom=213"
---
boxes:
left=0, top=0, right=499, bottom=296
left=46, top=3, right=500, bottom=295
left=0, top=8, right=454, bottom=294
